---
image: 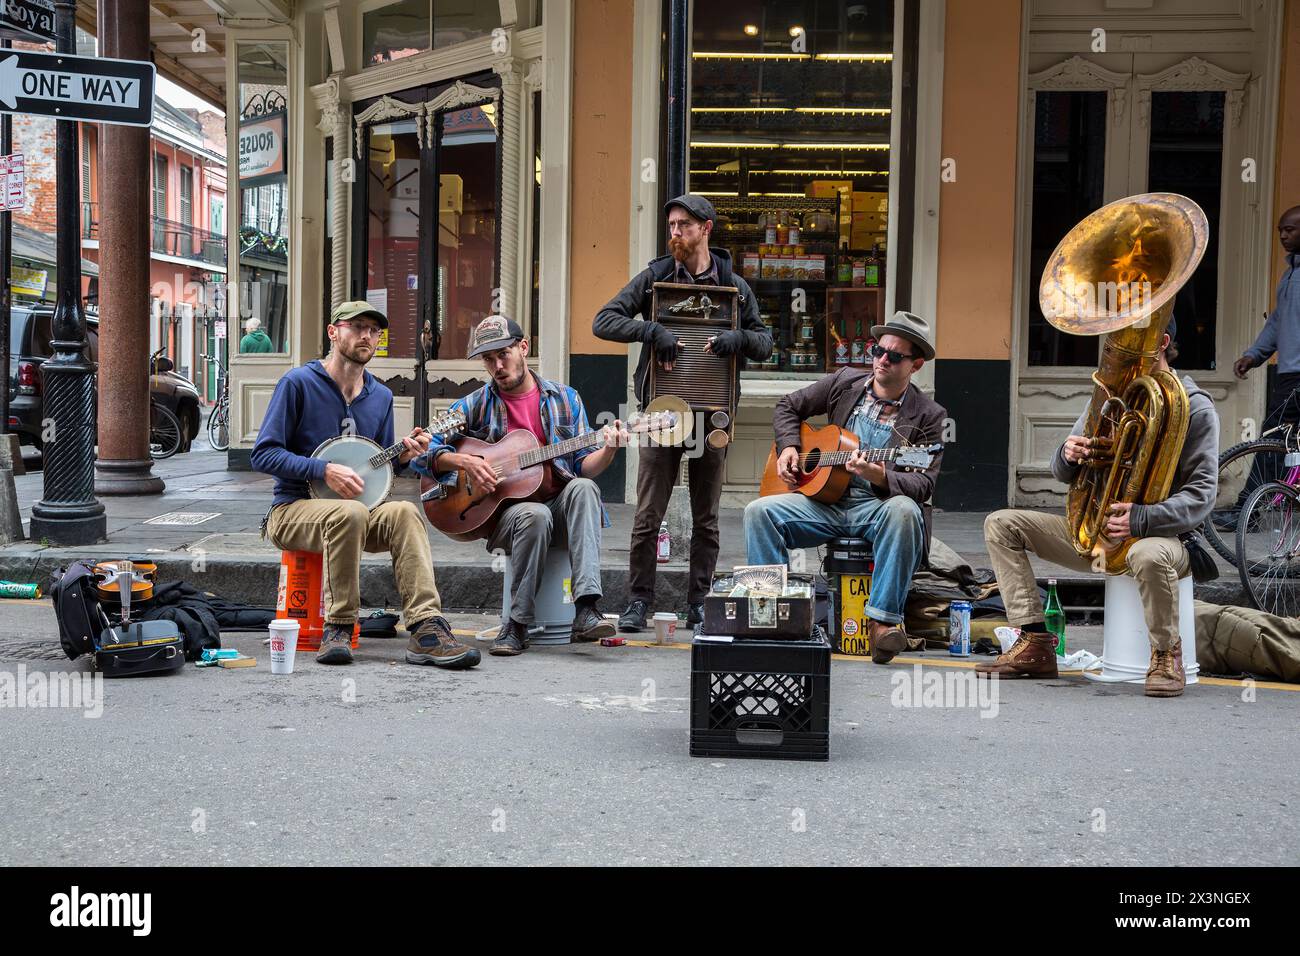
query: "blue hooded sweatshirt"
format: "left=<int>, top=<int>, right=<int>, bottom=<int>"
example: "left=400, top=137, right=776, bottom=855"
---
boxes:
left=250, top=359, right=400, bottom=507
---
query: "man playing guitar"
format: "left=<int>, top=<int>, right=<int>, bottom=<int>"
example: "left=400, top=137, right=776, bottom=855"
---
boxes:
left=744, top=311, right=946, bottom=664
left=252, top=301, right=480, bottom=669
left=417, top=316, right=630, bottom=656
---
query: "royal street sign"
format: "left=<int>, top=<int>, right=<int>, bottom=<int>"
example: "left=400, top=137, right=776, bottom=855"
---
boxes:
left=0, top=48, right=155, bottom=127
left=0, top=0, right=55, bottom=43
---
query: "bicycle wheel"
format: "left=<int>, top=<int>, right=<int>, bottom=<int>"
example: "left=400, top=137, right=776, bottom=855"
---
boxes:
left=150, top=403, right=183, bottom=460
left=207, top=400, right=229, bottom=451
left=1236, top=479, right=1300, bottom=618
left=1203, top=438, right=1288, bottom=564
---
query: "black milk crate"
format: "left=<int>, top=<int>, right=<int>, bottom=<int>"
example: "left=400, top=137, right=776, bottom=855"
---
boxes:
left=689, top=633, right=830, bottom=761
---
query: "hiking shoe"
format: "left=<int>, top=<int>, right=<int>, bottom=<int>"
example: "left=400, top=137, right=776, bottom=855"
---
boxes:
left=1145, top=641, right=1186, bottom=698
left=405, top=616, right=481, bottom=669
left=618, top=600, right=649, bottom=632
left=316, top=624, right=354, bottom=665
left=490, top=618, right=530, bottom=656
left=571, top=605, right=615, bottom=643
left=867, top=620, right=909, bottom=665
left=974, top=629, right=1058, bottom=678
left=686, top=602, right=705, bottom=626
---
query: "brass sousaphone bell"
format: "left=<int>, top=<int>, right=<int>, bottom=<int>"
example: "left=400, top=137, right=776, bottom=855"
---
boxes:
left=1038, top=192, right=1209, bottom=573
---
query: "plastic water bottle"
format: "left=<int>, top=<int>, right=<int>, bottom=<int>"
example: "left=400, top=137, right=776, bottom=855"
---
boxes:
left=1044, top=578, right=1066, bottom=656
left=656, top=521, right=670, bottom=564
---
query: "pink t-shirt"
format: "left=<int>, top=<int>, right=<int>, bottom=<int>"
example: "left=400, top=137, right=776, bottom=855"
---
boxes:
left=500, top=383, right=546, bottom=445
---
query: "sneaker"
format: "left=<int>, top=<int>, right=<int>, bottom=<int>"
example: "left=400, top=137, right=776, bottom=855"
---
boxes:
left=405, top=616, right=481, bottom=669
left=686, top=602, right=705, bottom=626
left=490, top=618, right=530, bottom=656
left=1145, top=641, right=1186, bottom=698
left=867, top=620, right=909, bottom=665
left=618, top=599, right=649, bottom=633
left=571, top=605, right=615, bottom=643
left=974, top=629, right=1058, bottom=678
left=316, top=623, right=354, bottom=665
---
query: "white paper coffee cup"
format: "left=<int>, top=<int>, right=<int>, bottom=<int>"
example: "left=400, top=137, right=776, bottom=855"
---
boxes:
left=269, top=619, right=300, bottom=674
left=653, top=612, right=677, bottom=645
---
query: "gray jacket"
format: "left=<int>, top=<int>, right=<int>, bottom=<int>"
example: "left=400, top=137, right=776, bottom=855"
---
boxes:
left=1051, top=374, right=1218, bottom=537
left=1244, top=253, right=1300, bottom=373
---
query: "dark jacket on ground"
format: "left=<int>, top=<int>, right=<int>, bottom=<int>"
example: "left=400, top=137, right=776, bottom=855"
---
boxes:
left=773, top=367, right=948, bottom=554
left=1052, top=373, right=1218, bottom=537
left=591, top=247, right=772, bottom=408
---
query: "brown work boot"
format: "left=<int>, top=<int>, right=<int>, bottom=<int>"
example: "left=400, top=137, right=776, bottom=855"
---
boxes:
left=406, top=616, right=481, bottom=669
left=316, top=623, right=354, bottom=665
left=974, top=629, right=1058, bottom=678
left=1145, top=641, right=1185, bottom=698
left=867, top=619, right=908, bottom=665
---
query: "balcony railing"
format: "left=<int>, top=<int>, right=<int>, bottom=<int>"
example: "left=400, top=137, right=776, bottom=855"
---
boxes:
left=81, top=202, right=226, bottom=267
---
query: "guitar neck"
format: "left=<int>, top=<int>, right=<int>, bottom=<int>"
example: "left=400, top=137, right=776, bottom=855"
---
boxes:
left=819, top=446, right=904, bottom=468
left=367, top=440, right=409, bottom=470
left=518, top=430, right=604, bottom=469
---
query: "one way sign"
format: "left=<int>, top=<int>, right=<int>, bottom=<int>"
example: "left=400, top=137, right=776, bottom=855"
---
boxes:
left=0, top=48, right=154, bottom=127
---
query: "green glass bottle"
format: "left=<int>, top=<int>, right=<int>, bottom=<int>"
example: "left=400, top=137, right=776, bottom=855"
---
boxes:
left=1044, top=578, right=1065, bottom=656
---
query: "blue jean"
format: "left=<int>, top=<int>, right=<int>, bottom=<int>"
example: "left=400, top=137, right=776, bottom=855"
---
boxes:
left=743, top=493, right=925, bottom=624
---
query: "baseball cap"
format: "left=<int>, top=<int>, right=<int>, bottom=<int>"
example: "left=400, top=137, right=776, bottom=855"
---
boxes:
left=330, top=300, right=388, bottom=329
left=664, top=193, right=717, bottom=224
left=468, top=315, right=526, bottom=358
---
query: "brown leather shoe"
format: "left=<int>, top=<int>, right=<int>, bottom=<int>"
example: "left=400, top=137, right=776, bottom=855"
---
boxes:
left=974, top=630, right=1058, bottom=678
left=1145, top=641, right=1185, bottom=698
left=867, top=620, right=908, bottom=665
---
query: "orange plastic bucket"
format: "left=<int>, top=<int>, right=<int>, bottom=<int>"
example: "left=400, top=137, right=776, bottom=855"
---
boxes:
left=275, top=550, right=360, bottom=651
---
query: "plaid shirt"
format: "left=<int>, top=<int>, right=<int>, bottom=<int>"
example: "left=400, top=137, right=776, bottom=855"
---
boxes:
left=412, top=373, right=610, bottom=527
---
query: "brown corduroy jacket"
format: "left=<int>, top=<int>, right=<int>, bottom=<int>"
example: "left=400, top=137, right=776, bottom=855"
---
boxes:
left=773, top=367, right=947, bottom=554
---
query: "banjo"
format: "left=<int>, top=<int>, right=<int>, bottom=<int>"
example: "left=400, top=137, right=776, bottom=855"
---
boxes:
left=308, top=409, right=466, bottom=510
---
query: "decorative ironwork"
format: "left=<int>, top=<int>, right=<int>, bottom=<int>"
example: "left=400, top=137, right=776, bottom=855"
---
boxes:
left=242, top=90, right=286, bottom=119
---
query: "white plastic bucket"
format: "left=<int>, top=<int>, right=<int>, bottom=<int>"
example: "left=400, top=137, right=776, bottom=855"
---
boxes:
left=1086, top=574, right=1198, bottom=685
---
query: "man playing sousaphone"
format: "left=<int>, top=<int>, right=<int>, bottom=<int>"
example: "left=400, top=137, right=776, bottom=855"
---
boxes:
left=980, top=319, right=1217, bottom=696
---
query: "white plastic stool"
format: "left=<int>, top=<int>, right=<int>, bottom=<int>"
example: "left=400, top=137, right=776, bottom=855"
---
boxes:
left=500, top=547, right=575, bottom=645
left=1085, top=575, right=1198, bottom=685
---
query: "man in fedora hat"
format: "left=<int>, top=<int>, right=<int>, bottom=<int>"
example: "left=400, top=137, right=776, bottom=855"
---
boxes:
left=743, top=311, right=946, bottom=664
left=252, top=301, right=480, bottom=669
left=593, top=193, right=773, bottom=633
left=416, top=315, right=631, bottom=656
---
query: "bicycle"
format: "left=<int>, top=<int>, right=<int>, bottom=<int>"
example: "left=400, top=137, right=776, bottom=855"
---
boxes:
left=202, top=351, right=230, bottom=451
left=1235, top=479, right=1300, bottom=618
left=149, top=399, right=183, bottom=460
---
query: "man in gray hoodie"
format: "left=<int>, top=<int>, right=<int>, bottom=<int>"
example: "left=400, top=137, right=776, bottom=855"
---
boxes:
left=978, top=318, right=1218, bottom=698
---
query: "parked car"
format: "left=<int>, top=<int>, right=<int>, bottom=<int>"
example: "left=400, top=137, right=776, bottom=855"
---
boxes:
left=6, top=304, right=202, bottom=453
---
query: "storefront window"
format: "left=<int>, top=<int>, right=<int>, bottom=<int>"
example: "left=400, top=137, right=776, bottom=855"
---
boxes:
left=689, top=0, right=895, bottom=379
left=1026, top=90, right=1106, bottom=368
left=235, top=42, right=290, bottom=354
left=364, top=0, right=502, bottom=65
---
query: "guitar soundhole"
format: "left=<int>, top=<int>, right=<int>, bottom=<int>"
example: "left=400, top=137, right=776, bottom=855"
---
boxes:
left=803, top=449, right=820, bottom=473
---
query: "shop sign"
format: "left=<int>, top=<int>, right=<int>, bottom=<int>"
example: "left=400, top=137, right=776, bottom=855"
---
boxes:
left=239, top=110, right=287, bottom=187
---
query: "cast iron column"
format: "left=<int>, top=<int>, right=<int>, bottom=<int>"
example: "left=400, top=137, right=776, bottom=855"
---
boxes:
left=665, top=0, right=688, bottom=201
left=94, top=0, right=162, bottom=494
left=28, top=1, right=107, bottom=543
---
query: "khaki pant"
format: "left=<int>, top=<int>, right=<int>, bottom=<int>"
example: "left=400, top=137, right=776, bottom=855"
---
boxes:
left=267, top=498, right=441, bottom=628
left=984, top=509, right=1189, bottom=651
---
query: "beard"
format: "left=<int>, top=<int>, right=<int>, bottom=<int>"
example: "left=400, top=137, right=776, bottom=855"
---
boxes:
left=669, top=235, right=696, bottom=262
left=495, top=359, right=529, bottom=392
left=335, top=339, right=374, bottom=366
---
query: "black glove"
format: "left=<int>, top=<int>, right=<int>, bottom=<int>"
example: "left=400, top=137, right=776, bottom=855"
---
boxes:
left=644, top=322, right=679, bottom=365
left=707, top=330, right=745, bottom=357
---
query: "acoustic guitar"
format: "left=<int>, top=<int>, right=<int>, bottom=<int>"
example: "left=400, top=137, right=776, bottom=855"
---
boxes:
left=308, top=409, right=466, bottom=510
left=422, top=408, right=679, bottom=542
left=759, top=422, right=942, bottom=503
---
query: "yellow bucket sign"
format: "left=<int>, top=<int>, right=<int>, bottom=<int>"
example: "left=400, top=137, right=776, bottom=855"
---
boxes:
left=836, top=573, right=872, bottom=656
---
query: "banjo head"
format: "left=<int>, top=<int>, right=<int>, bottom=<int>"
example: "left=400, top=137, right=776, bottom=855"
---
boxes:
left=310, top=435, right=392, bottom=509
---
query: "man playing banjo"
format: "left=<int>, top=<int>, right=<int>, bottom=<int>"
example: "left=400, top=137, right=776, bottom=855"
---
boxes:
left=251, top=301, right=481, bottom=669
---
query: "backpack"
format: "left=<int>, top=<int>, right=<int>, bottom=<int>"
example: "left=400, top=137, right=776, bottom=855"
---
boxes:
left=49, top=561, right=111, bottom=661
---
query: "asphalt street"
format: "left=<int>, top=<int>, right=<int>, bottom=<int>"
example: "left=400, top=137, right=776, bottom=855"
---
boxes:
left=0, top=600, right=1295, bottom=866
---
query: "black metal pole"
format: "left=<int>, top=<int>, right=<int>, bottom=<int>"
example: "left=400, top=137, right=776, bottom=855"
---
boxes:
left=28, top=2, right=105, bottom=544
left=665, top=0, right=688, bottom=201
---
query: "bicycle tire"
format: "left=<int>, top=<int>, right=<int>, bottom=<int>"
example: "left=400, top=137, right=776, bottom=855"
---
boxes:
left=1203, top=438, right=1288, bottom=564
left=207, top=401, right=229, bottom=452
left=1235, top=479, right=1300, bottom=618
left=150, top=403, right=183, bottom=460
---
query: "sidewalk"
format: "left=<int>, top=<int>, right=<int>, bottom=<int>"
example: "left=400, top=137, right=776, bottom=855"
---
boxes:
left=0, top=447, right=1244, bottom=612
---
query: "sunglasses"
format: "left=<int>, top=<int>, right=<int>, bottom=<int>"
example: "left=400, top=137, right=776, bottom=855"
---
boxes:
left=869, top=343, right=919, bottom=364
left=336, top=321, right=383, bottom=339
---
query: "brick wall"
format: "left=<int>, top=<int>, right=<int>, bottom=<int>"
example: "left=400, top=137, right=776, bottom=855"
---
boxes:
left=11, top=114, right=58, bottom=234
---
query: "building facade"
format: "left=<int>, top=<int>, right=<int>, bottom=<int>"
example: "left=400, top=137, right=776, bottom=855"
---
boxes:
left=214, top=0, right=1300, bottom=512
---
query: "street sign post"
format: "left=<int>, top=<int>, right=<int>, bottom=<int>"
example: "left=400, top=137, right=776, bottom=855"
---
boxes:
left=0, top=47, right=154, bottom=126
left=0, top=151, right=22, bottom=211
